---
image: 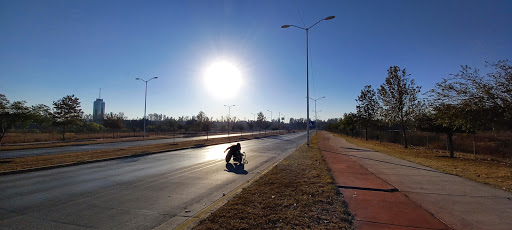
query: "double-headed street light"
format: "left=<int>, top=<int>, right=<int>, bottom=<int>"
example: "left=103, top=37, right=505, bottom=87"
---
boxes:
left=310, top=96, right=326, bottom=133
left=224, top=104, right=235, bottom=138
left=267, top=110, right=273, bottom=133
left=136, top=77, right=158, bottom=139
left=282, top=16, right=335, bottom=146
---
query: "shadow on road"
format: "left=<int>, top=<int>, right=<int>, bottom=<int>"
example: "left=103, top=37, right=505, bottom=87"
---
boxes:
left=267, top=135, right=293, bottom=142
left=225, top=163, right=248, bottom=175
left=119, top=154, right=147, bottom=163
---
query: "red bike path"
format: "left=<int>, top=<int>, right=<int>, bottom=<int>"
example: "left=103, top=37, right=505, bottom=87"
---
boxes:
left=318, top=132, right=512, bottom=230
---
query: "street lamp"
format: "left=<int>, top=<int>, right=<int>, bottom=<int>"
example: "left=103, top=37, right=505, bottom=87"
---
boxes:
left=310, top=96, right=326, bottom=134
left=267, top=110, right=273, bottom=122
left=136, top=76, right=158, bottom=139
left=251, top=112, right=256, bottom=121
left=224, top=104, right=235, bottom=138
left=282, top=16, right=335, bottom=146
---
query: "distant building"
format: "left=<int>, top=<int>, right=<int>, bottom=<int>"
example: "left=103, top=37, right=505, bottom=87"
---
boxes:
left=93, top=88, right=106, bottom=122
left=93, top=98, right=105, bottom=122
left=93, top=88, right=105, bottom=123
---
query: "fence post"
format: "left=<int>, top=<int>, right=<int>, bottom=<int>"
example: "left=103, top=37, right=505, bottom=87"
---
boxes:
left=472, top=133, right=476, bottom=156
left=426, top=132, right=429, bottom=149
left=446, top=135, right=449, bottom=151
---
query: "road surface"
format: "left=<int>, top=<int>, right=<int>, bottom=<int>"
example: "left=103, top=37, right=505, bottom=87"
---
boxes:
left=0, top=132, right=272, bottom=159
left=0, top=132, right=305, bottom=230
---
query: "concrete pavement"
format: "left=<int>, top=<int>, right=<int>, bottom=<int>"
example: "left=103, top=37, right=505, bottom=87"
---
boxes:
left=319, top=132, right=512, bottom=230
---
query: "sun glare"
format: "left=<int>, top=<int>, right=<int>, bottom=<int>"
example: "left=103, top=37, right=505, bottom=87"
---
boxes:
left=204, top=61, right=242, bottom=99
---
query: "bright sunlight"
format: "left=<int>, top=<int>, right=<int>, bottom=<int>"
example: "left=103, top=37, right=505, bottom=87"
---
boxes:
left=203, top=61, right=242, bottom=99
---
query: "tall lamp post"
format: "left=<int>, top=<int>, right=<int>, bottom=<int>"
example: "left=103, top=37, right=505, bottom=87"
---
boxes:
left=310, top=96, right=326, bottom=134
left=224, top=104, right=235, bottom=138
left=282, top=16, right=335, bottom=146
left=267, top=110, right=273, bottom=133
left=136, top=77, right=158, bottom=139
left=315, top=110, right=323, bottom=133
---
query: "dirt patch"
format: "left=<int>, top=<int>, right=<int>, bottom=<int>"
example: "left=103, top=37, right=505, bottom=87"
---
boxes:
left=193, top=135, right=353, bottom=230
left=339, top=133, right=512, bottom=192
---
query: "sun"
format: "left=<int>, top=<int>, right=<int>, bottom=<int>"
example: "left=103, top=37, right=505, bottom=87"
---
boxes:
left=203, top=61, right=242, bottom=99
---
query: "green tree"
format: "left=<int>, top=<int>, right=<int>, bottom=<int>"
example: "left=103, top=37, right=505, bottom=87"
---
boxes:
left=415, top=103, right=465, bottom=158
left=256, top=112, right=266, bottom=135
left=356, top=85, right=380, bottom=141
left=166, top=117, right=178, bottom=132
left=84, top=122, right=104, bottom=132
left=30, top=104, right=53, bottom=130
left=340, top=112, right=358, bottom=137
left=247, top=121, right=255, bottom=135
left=196, top=111, right=211, bottom=140
left=103, top=112, right=126, bottom=138
left=378, top=66, right=421, bottom=148
left=0, top=94, right=32, bottom=144
left=236, top=121, right=245, bottom=136
left=432, top=60, right=512, bottom=131
left=52, top=95, right=83, bottom=140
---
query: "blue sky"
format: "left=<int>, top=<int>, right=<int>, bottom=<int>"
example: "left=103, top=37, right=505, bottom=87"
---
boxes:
left=1, top=0, right=511, bottom=121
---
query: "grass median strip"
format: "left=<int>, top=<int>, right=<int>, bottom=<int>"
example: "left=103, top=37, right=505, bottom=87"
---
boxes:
left=0, top=133, right=281, bottom=173
left=193, top=135, right=353, bottom=230
left=338, top=133, right=512, bottom=192
left=0, top=132, right=276, bottom=151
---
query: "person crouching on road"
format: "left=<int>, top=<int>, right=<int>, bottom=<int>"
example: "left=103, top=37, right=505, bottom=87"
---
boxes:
left=224, top=143, right=242, bottom=161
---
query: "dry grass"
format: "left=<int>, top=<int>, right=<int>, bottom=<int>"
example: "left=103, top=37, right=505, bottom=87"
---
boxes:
left=0, top=132, right=279, bottom=151
left=338, top=134, right=512, bottom=192
left=0, top=133, right=280, bottom=173
left=194, top=135, right=353, bottom=230
left=0, top=135, right=167, bottom=151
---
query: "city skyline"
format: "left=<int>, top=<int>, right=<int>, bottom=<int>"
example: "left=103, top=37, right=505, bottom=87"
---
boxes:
left=1, top=0, right=511, bottom=121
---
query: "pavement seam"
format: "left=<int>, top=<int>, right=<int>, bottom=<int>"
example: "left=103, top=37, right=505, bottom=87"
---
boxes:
left=355, top=219, right=448, bottom=230
left=402, top=190, right=512, bottom=198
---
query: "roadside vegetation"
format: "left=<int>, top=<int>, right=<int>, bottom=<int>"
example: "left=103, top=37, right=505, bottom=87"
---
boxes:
left=1, top=93, right=318, bottom=145
left=194, top=135, right=353, bottom=230
left=338, top=133, right=512, bottom=192
left=0, top=132, right=285, bottom=173
left=324, top=60, right=511, bottom=158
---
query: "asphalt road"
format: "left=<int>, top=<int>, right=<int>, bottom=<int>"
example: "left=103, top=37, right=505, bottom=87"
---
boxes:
left=0, top=132, right=306, bottom=230
left=0, top=132, right=268, bottom=159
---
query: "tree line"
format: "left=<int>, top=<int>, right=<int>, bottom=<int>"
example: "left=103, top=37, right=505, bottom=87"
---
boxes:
left=0, top=93, right=313, bottom=144
left=325, top=60, right=511, bottom=158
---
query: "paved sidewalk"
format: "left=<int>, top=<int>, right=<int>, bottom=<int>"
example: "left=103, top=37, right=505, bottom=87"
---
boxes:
left=318, top=132, right=512, bottom=230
